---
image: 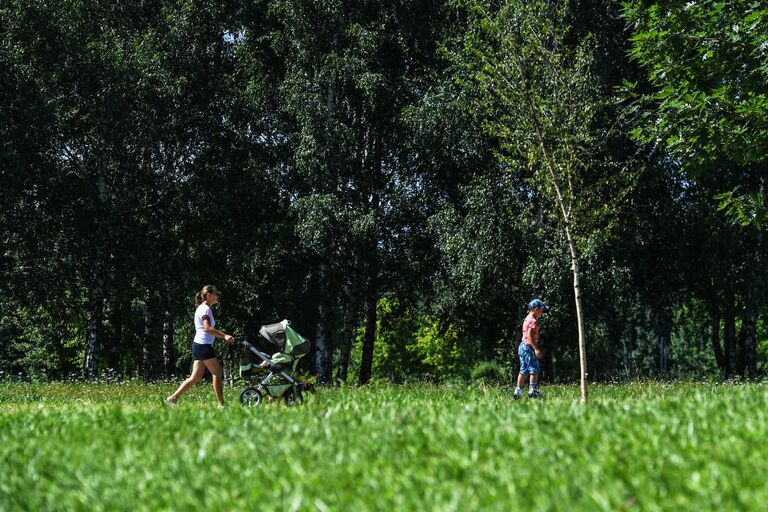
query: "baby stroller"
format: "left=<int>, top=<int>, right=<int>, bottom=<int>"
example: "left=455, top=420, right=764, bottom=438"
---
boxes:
left=238, top=319, right=313, bottom=406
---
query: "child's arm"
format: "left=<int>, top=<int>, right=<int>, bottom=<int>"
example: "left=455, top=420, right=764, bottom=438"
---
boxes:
left=527, top=328, right=542, bottom=358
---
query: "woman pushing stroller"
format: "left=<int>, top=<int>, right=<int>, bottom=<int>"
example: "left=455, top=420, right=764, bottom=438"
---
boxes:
left=166, top=285, right=234, bottom=408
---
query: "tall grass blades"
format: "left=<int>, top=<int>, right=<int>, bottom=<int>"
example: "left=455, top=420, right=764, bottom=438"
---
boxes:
left=1, top=382, right=767, bottom=511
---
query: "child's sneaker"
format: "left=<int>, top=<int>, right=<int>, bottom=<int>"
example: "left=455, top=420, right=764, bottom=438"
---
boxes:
left=513, top=387, right=523, bottom=400
left=528, top=390, right=545, bottom=400
left=165, top=396, right=177, bottom=407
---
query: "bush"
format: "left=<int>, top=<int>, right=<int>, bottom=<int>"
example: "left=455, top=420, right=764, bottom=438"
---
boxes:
left=470, top=361, right=506, bottom=385
left=368, top=297, right=480, bottom=383
left=408, top=322, right=478, bottom=381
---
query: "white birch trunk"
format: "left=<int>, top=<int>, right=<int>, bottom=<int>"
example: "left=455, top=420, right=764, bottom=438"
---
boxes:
left=142, top=288, right=154, bottom=381
left=84, top=174, right=108, bottom=379
left=84, top=285, right=103, bottom=379
left=162, top=309, right=174, bottom=378
left=336, top=303, right=356, bottom=384
left=564, top=225, right=588, bottom=403
left=315, top=262, right=332, bottom=384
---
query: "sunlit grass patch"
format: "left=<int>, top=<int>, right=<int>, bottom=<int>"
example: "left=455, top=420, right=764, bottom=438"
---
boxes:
left=1, top=382, right=766, bottom=511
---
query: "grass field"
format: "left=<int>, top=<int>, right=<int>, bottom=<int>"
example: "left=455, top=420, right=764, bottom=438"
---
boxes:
left=1, top=381, right=767, bottom=511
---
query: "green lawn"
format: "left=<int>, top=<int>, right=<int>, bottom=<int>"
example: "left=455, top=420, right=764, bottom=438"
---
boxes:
left=1, top=381, right=767, bottom=511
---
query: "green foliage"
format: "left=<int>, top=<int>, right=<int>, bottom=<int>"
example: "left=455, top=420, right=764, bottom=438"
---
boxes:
left=1, top=0, right=767, bottom=385
left=624, top=0, right=768, bottom=228
left=624, top=0, right=768, bottom=166
left=469, top=360, right=507, bottom=384
left=428, top=174, right=530, bottom=340
left=0, top=296, right=86, bottom=380
left=408, top=321, right=476, bottom=380
left=365, top=297, right=423, bottom=381
left=757, top=318, right=768, bottom=373
left=365, top=297, right=479, bottom=382
left=454, top=0, right=625, bottom=241
left=3, top=382, right=768, bottom=510
left=715, top=188, right=767, bottom=229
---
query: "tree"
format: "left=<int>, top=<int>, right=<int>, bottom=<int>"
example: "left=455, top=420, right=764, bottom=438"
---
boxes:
left=451, top=0, right=631, bottom=401
left=624, top=0, right=768, bottom=228
left=269, top=0, right=446, bottom=385
left=1, top=0, right=276, bottom=379
left=625, top=0, right=768, bottom=375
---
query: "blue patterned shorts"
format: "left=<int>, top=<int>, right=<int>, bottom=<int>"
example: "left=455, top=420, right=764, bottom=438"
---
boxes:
left=518, top=342, right=540, bottom=376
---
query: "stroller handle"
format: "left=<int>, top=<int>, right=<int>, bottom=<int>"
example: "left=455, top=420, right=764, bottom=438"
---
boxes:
left=237, top=337, right=280, bottom=367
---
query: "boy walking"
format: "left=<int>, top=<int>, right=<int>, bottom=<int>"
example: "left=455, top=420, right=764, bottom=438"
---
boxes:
left=515, top=299, right=549, bottom=400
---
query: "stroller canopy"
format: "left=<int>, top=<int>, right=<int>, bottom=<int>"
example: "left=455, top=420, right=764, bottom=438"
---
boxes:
left=259, top=320, right=311, bottom=357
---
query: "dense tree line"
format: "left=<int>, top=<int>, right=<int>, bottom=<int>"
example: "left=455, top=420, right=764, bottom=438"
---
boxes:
left=2, top=0, right=766, bottom=384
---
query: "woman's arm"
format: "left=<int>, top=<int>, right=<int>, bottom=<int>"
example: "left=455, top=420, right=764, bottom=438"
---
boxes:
left=203, top=317, right=234, bottom=343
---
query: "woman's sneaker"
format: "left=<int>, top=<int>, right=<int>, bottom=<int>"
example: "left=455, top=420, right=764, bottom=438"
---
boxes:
left=528, top=390, right=545, bottom=400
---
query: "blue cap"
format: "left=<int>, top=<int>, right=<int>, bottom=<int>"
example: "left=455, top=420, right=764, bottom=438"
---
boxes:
left=528, top=299, right=549, bottom=312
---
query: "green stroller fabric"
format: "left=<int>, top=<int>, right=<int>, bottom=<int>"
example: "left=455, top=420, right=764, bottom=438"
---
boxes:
left=240, top=320, right=310, bottom=378
left=259, top=320, right=311, bottom=357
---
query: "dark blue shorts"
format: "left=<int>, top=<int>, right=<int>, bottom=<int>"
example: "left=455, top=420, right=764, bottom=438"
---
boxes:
left=192, top=343, right=216, bottom=361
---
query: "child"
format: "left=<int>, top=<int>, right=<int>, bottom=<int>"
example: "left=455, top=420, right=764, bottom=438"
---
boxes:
left=514, top=299, right=549, bottom=400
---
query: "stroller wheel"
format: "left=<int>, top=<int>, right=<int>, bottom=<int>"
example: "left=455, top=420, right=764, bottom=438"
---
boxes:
left=283, top=389, right=303, bottom=406
left=239, top=387, right=263, bottom=407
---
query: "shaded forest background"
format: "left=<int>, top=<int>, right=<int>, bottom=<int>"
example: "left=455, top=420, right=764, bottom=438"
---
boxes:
left=2, top=0, right=766, bottom=384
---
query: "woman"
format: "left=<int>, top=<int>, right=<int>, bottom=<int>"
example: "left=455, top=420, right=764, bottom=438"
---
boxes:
left=166, top=285, right=234, bottom=407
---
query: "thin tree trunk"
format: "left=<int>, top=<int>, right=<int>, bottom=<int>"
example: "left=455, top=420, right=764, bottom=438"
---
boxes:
left=564, top=227, right=588, bottom=403
left=84, top=174, right=108, bottom=380
left=658, top=309, right=671, bottom=379
left=315, top=262, right=333, bottom=384
left=627, top=320, right=637, bottom=376
left=358, top=275, right=377, bottom=385
left=163, top=308, right=175, bottom=378
left=524, top=94, right=588, bottom=402
left=142, top=289, right=154, bottom=382
left=724, top=291, right=736, bottom=378
left=709, top=301, right=725, bottom=377
left=336, top=303, right=356, bottom=384
left=106, top=285, right=123, bottom=374
left=335, top=124, right=368, bottom=386
left=737, top=323, right=747, bottom=377
left=311, top=31, right=339, bottom=385
left=358, top=128, right=382, bottom=386
left=740, top=227, right=762, bottom=378
left=84, top=284, right=104, bottom=380
left=739, top=286, right=757, bottom=378
left=544, top=190, right=588, bottom=402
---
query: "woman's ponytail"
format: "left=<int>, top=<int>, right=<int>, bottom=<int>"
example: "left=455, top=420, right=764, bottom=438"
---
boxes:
left=195, top=285, right=219, bottom=307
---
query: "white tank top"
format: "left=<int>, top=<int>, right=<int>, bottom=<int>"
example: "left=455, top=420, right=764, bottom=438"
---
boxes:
left=193, top=303, right=216, bottom=345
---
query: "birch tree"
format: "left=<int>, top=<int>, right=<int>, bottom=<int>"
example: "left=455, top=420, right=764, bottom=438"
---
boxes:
left=454, top=0, right=618, bottom=402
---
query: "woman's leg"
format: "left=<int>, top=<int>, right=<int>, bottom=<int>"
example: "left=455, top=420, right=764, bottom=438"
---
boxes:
left=169, top=360, right=205, bottom=402
left=202, top=357, right=225, bottom=406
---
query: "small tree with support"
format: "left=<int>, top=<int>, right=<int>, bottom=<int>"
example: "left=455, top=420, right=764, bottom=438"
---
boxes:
left=454, top=0, right=629, bottom=402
